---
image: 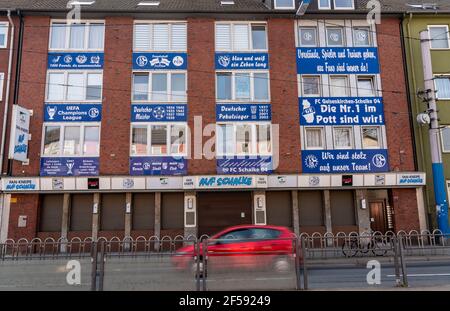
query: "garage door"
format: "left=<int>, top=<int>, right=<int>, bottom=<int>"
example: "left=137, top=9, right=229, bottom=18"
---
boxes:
left=198, top=192, right=252, bottom=237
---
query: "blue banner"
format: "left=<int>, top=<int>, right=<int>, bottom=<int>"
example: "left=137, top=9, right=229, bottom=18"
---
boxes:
left=296, top=47, right=380, bottom=74
left=215, top=53, right=269, bottom=70
left=133, top=53, right=187, bottom=70
left=40, top=157, right=99, bottom=176
left=302, top=149, right=389, bottom=174
left=299, top=97, right=384, bottom=126
left=44, top=104, right=102, bottom=122
left=216, top=104, right=271, bottom=122
left=48, top=52, right=104, bottom=69
left=130, top=157, right=187, bottom=176
left=217, top=156, right=273, bottom=174
left=131, top=104, right=187, bottom=122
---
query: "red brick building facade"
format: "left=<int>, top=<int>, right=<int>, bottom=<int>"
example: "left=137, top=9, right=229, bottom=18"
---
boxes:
left=0, top=1, right=427, bottom=242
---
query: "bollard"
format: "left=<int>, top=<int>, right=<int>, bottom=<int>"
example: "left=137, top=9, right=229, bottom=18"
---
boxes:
left=398, top=237, right=408, bottom=287
left=301, top=238, right=308, bottom=290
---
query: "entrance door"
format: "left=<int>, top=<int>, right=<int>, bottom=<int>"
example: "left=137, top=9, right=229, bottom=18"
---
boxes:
left=369, top=201, right=387, bottom=233
left=198, top=192, right=253, bottom=237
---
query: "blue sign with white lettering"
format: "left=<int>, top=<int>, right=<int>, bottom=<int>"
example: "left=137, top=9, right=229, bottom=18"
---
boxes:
left=216, top=104, right=271, bottom=122
left=215, top=53, right=269, bottom=70
left=130, top=157, right=187, bottom=176
left=217, top=156, right=273, bottom=174
left=296, top=47, right=380, bottom=74
left=302, top=149, right=389, bottom=174
left=44, top=104, right=102, bottom=122
left=133, top=53, right=187, bottom=70
left=299, top=97, right=384, bottom=126
left=40, top=157, right=99, bottom=176
left=48, top=52, right=104, bottom=69
left=131, top=104, right=187, bottom=122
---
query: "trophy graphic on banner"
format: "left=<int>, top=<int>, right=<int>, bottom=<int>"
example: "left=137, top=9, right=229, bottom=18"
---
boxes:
left=66, top=161, right=75, bottom=175
left=47, top=106, right=57, bottom=120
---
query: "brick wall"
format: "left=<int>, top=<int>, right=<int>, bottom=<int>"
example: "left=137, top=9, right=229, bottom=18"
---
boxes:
left=391, top=188, right=420, bottom=232
left=377, top=18, right=416, bottom=172
left=100, top=17, right=133, bottom=175
left=268, top=18, right=301, bottom=174
left=187, top=18, right=216, bottom=175
left=12, top=16, right=50, bottom=176
left=7, top=194, right=39, bottom=241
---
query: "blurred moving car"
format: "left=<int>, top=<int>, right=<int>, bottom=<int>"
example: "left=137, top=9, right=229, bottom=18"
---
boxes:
left=172, top=225, right=298, bottom=274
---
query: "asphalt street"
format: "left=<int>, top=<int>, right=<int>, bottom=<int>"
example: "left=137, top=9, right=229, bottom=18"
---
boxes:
left=0, top=257, right=449, bottom=291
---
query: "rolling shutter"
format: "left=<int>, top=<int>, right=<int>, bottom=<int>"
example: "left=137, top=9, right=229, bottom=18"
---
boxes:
left=100, top=193, right=125, bottom=231
left=134, top=23, right=151, bottom=50
left=216, top=24, right=231, bottom=51
left=171, top=24, right=187, bottom=51
left=39, top=194, right=64, bottom=232
left=233, top=24, right=249, bottom=50
left=70, top=194, right=93, bottom=232
left=153, top=24, right=169, bottom=51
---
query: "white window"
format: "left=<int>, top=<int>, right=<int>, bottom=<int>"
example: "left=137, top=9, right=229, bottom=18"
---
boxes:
left=132, top=72, right=187, bottom=102
left=43, top=124, right=100, bottom=156
left=318, top=0, right=331, bottom=9
left=46, top=71, right=103, bottom=102
left=435, top=76, right=450, bottom=99
left=217, top=123, right=272, bottom=156
left=330, top=76, right=349, bottom=97
left=133, top=22, right=187, bottom=51
left=299, top=27, right=318, bottom=47
left=333, top=127, right=353, bottom=149
left=49, top=21, right=105, bottom=51
left=362, top=126, right=381, bottom=149
left=274, top=0, right=295, bottom=9
left=357, top=76, right=376, bottom=97
left=305, top=127, right=325, bottom=149
left=302, top=76, right=321, bottom=96
left=353, top=27, right=371, bottom=47
left=216, top=72, right=270, bottom=101
left=130, top=123, right=187, bottom=156
left=428, top=25, right=450, bottom=49
left=0, top=72, right=4, bottom=101
left=441, top=126, right=450, bottom=153
left=334, top=0, right=354, bottom=10
left=0, top=22, right=8, bottom=48
left=215, top=23, right=267, bottom=51
left=326, top=27, right=345, bottom=46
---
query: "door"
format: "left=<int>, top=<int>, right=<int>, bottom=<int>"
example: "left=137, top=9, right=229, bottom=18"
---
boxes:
left=369, top=201, right=387, bottom=233
left=198, top=192, right=252, bottom=237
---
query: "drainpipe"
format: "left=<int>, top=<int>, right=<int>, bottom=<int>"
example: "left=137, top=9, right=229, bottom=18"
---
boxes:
left=0, top=10, right=15, bottom=174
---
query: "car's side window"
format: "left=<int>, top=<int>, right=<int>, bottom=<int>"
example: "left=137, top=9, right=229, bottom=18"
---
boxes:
left=218, top=229, right=252, bottom=244
left=251, top=228, right=282, bottom=240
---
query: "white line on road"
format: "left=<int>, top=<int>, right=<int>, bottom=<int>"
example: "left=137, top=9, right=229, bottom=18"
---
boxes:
left=387, top=273, right=450, bottom=277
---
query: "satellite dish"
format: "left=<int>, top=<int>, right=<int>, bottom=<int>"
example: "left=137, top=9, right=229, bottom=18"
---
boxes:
left=417, top=113, right=431, bottom=125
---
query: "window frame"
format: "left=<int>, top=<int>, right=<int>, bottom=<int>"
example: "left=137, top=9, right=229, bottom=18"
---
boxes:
left=46, top=70, right=104, bottom=102
left=215, top=71, right=271, bottom=102
left=301, top=75, right=322, bottom=97
left=428, top=25, right=450, bottom=50
left=332, top=126, right=354, bottom=149
left=0, top=22, right=8, bottom=49
left=329, top=75, right=350, bottom=97
left=274, top=0, right=295, bottom=9
left=130, top=123, right=188, bottom=157
left=357, top=75, right=377, bottom=97
left=352, top=26, right=372, bottom=47
left=326, top=26, right=345, bottom=47
left=304, top=127, right=326, bottom=150
left=318, top=0, right=331, bottom=10
left=434, top=74, right=450, bottom=100
left=215, top=22, right=268, bottom=52
left=132, top=71, right=188, bottom=102
left=333, top=0, right=355, bottom=10
left=441, top=125, right=450, bottom=153
left=133, top=21, right=188, bottom=52
left=361, top=126, right=382, bottom=149
left=48, top=20, right=105, bottom=52
left=216, top=122, right=273, bottom=157
left=41, top=123, right=101, bottom=157
left=298, top=26, right=318, bottom=47
left=0, top=72, right=4, bottom=101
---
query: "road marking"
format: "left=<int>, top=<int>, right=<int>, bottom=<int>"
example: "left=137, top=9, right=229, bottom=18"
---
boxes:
left=387, top=273, right=450, bottom=277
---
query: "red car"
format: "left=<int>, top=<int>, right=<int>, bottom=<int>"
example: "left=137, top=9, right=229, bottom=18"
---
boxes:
left=172, top=225, right=298, bottom=274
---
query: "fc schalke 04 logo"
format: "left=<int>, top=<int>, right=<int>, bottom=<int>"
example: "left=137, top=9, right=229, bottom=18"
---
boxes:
left=88, top=107, right=100, bottom=119
left=136, top=55, right=148, bottom=67
left=372, top=154, right=387, bottom=168
left=218, top=55, right=231, bottom=68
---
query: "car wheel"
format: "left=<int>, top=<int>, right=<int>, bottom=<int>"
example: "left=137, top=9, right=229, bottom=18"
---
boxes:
left=273, top=257, right=291, bottom=274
